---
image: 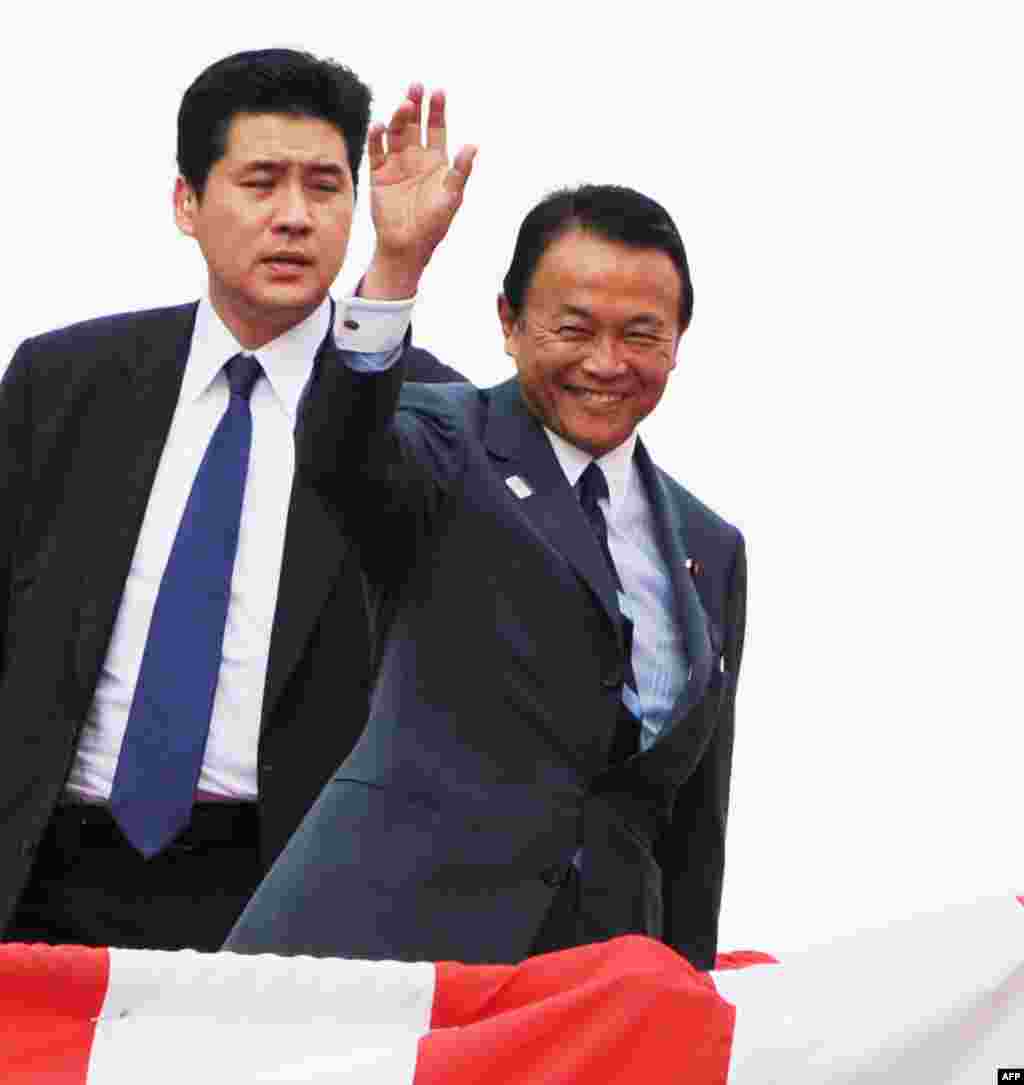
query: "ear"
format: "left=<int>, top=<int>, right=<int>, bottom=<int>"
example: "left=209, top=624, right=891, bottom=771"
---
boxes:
left=173, top=176, right=198, bottom=237
left=668, top=324, right=686, bottom=372
left=497, top=294, right=518, bottom=358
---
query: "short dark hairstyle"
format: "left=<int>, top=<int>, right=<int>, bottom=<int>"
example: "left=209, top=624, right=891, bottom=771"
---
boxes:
left=502, top=184, right=693, bottom=332
left=177, top=48, right=372, bottom=199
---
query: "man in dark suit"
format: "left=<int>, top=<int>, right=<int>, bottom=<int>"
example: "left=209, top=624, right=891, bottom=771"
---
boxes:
left=0, top=48, right=475, bottom=950
left=226, top=184, right=746, bottom=970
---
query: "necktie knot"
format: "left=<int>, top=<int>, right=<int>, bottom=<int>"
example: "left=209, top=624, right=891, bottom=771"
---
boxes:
left=226, top=353, right=262, bottom=401
left=578, top=460, right=610, bottom=510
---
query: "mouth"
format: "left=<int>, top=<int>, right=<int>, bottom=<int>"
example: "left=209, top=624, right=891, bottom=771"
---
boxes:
left=262, top=252, right=313, bottom=269
left=562, top=385, right=627, bottom=406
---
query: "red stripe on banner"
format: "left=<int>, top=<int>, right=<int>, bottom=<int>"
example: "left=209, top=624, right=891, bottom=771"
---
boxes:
left=419, top=935, right=734, bottom=1084
left=0, top=943, right=109, bottom=1083
left=714, top=949, right=779, bottom=970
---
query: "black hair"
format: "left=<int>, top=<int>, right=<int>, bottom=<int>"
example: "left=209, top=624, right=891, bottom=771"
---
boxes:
left=177, top=48, right=372, bottom=198
left=502, top=184, right=693, bottom=331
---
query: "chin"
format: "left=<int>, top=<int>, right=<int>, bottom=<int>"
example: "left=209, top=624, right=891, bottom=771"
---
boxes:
left=253, top=288, right=323, bottom=314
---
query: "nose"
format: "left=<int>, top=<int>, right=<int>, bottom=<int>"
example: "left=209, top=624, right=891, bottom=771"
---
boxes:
left=580, top=336, right=628, bottom=378
left=272, top=181, right=313, bottom=235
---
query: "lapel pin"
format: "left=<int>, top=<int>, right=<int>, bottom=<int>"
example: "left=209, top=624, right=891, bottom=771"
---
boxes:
left=685, top=557, right=704, bottom=578
left=505, top=475, right=533, bottom=499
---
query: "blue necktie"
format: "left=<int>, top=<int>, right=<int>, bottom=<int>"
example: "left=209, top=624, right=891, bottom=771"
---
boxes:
left=577, top=461, right=641, bottom=764
left=110, top=353, right=262, bottom=857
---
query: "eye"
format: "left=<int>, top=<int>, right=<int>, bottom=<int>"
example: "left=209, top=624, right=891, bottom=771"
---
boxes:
left=558, top=325, right=589, bottom=337
left=242, top=179, right=274, bottom=189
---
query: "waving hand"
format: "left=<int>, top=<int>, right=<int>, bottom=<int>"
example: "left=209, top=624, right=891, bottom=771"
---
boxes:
left=363, top=84, right=477, bottom=299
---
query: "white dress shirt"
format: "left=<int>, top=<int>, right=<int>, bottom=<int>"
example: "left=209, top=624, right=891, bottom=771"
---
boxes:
left=65, top=293, right=413, bottom=803
left=544, top=428, right=688, bottom=750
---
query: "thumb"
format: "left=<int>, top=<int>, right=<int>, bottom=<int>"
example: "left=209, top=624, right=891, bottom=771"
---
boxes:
left=444, top=146, right=477, bottom=196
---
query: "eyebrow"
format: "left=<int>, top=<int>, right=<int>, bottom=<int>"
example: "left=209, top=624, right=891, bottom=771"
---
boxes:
left=624, top=314, right=666, bottom=329
left=239, top=160, right=349, bottom=179
left=559, top=305, right=666, bottom=329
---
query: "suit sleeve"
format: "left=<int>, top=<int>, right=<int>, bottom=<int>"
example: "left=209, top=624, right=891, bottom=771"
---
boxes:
left=0, top=342, right=32, bottom=678
left=296, top=344, right=468, bottom=586
left=659, top=532, right=747, bottom=970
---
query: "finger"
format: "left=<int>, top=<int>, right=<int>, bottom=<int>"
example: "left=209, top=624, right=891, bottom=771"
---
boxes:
left=386, top=98, right=419, bottom=155
left=367, top=123, right=387, bottom=172
left=426, top=89, right=447, bottom=152
left=406, top=82, right=425, bottom=141
left=444, top=145, right=477, bottom=195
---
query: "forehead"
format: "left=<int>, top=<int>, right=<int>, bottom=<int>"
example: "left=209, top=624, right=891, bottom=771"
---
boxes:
left=526, top=229, right=681, bottom=323
left=221, top=112, right=350, bottom=170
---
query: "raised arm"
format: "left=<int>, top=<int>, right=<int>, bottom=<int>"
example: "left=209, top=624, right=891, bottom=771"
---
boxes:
left=297, top=86, right=476, bottom=567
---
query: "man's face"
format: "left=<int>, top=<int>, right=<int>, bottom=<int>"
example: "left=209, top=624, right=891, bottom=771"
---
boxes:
left=174, top=112, right=354, bottom=348
left=499, top=229, right=682, bottom=457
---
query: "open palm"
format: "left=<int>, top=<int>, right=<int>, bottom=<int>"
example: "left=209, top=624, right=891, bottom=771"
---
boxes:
left=369, top=85, right=477, bottom=272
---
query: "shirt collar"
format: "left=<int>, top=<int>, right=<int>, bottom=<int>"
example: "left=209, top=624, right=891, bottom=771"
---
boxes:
left=543, top=425, right=639, bottom=517
left=182, top=295, right=331, bottom=422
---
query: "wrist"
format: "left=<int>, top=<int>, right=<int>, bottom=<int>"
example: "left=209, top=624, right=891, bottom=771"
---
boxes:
left=360, top=247, right=429, bottom=300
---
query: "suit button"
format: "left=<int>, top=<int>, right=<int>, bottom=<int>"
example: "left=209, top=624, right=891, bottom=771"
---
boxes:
left=601, top=668, right=623, bottom=690
left=540, top=864, right=567, bottom=888
left=20, top=839, right=37, bottom=858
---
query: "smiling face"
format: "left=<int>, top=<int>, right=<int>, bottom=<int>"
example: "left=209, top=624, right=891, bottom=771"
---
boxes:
left=499, top=228, right=683, bottom=457
left=174, top=111, right=354, bottom=348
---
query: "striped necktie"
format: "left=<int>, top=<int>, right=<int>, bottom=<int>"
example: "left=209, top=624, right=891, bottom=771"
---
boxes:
left=110, top=353, right=262, bottom=857
left=577, top=461, right=641, bottom=764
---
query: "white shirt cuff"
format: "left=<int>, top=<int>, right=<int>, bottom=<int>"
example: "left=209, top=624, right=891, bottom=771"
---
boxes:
left=333, top=295, right=415, bottom=352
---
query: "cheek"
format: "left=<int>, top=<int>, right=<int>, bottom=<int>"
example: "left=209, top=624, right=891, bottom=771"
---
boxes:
left=631, top=368, right=671, bottom=417
left=207, top=212, right=260, bottom=258
left=527, top=357, right=568, bottom=405
left=321, top=215, right=353, bottom=260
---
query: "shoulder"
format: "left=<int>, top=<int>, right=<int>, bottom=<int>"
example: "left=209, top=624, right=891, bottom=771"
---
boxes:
left=665, top=470, right=741, bottom=543
left=642, top=446, right=745, bottom=560
left=9, top=303, right=197, bottom=378
left=398, top=376, right=484, bottom=418
left=17, top=303, right=196, bottom=353
left=402, top=344, right=468, bottom=385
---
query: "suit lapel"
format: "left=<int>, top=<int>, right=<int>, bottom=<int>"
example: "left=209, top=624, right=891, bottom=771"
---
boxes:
left=260, top=476, right=346, bottom=724
left=260, top=321, right=347, bottom=726
left=74, top=305, right=198, bottom=693
left=633, top=442, right=714, bottom=727
left=483, top=379, right=621, bottom=635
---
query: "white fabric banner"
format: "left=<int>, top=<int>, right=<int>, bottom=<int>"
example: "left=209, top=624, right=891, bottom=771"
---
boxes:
left=1, top=894, right=1020, bottom=1083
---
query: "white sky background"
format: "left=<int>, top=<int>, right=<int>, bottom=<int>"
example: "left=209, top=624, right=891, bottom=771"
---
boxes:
left=3, top=2, right=1022, bottom=955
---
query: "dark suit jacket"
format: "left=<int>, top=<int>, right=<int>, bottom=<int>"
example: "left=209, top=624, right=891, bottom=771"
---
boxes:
left=0, top=301, right=464, bottom=934
left=226, top=347, right=746, bottom=969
